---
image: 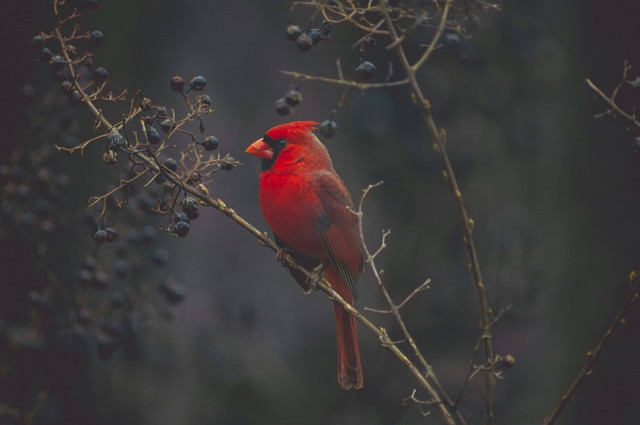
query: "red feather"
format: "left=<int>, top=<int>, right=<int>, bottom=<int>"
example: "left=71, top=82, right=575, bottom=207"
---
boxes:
left=246, top=121, right=365, bottom=390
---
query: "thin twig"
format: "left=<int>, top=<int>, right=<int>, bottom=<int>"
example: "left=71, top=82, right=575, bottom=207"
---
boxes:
left=585, top=77, right=640, bottom=130
left=543, top=270, right=640, bottom=425
left=356, top=182, right=464, bottom=425
left=281, top=70, right=409, bottom=89
left=411, top=0, right=451, bottom=72
left=455, top=305, right=511, bottom=408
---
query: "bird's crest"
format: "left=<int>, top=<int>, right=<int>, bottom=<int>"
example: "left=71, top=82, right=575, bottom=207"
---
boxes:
left=265, top=121, right=319, bottom=141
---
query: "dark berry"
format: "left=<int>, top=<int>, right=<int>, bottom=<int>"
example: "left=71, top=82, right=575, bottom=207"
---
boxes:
left=275, top=97, right=291, bottom=115
left=170, top=75, right=185, bottom=92
left=114, top=259, right=130, bottom=279
left=150, top=248, right=170, bottom=266
left=125, top=228, right=141, bottom=245
left=174, top=212, right=190, bottom=224
left=145, top=126, right=161, bottom=144
left=82, top=255, right=97, bottom=271
left=463, top=14, right=480, bottom=33
left=41, top=220, right=55, bottom=239
left=50, top=55, right=66, bottom=71
left=39, top=48, right=53, bottom=62
left=286, top=24, right=302, bottom=41
left=69, top=90, right=83, bottom=103
left=158, top=278, right=185, bottom=303
left=181, top=197, right=199, bottom=220
left=138, top=97, right=152, bottom=111
left=189, top=75, right=207, bottom=91
left=89, top=30, right=104, bottom=49
left=110, top=290, right=125, bottom=308
left=77, top=269, right=93, bottom=287
left=443, top=32, right=462, bottom=50
left=35, top=199, right=52, bottom=217
left=93, top=66, right=109, bottom=83
left=104, top=227, right=118, bottom=242
left=199, top=94, right=212, bottom=106
left=141, top=225, right=157, bottom=245
left=15, top=184, right=30, bottom=202
left=92, top=270, right=109, bottom=289
left=319, top=22, right=333, bottom=38
left=222, top=157, right=235, bottom=171
left=187, top=171, right=200, bottom=183
left=57, top=69, right=72, bottom=83
left=106, top=132, right=126, bottom=152
left=94, top=229, right=109, bottom=244
left=156, top=106, right=169, bottom=117
left=159, top=118, right=173, bottom=132
left=19, top=212, right=37, bottom=228
left=355, top=61, right=376, bottom=80
left=284, top=89, right=302, bottom=106
left=319, top=119, right=338, bottom=138
left=308, top=29, right=323, bottom=46
left=61, top=80, right=73, bottom=92
left=31, top=35, right=44, bottom=50
left=199, top=135, right=219, bottom=151
left=296, top=33, right=313, bottom=52
left=174, top=221, right=190, bottom=237
left=163, top=157, right=178, bottom=172
left=55, top=174, right=70, bottom=189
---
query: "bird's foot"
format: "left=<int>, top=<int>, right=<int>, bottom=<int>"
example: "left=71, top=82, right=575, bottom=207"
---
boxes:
left=276, top=247, right=290, bottom=265
left=303, top=263, right=328, bottom=292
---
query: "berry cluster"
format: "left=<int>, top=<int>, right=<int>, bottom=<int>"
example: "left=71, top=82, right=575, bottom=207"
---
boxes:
left=277, top=1, right=484, bottom=138
left=286, top=22, right=333, bottom=52
left=4, top=0, right=241, bottom=373
left=79, top=213, right=188, bottom=360
left=31, top=2, right=125, bottom=108
left=274, top=87, right=303, bottom=116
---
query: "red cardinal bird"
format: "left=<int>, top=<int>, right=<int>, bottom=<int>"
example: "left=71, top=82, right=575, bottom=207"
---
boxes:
left=246, top=121, right=365, bottom=390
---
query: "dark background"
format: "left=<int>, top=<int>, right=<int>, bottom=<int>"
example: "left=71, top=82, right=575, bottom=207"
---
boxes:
left=2, top=1, right=640, bottom=424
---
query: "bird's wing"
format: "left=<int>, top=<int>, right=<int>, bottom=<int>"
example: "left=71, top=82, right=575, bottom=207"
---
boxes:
left=316, top=171, right=365, bottom=300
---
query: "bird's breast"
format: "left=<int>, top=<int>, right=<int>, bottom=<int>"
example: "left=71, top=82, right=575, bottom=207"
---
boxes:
left=259, top=172, right=326, bottom=259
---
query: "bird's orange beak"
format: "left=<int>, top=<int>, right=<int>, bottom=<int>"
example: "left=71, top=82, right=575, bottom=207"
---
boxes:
left=245, top=138, right=273, bottom=159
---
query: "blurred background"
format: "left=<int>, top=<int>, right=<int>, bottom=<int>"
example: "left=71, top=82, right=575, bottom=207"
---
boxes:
left=1, top=0, right=640, bottom=424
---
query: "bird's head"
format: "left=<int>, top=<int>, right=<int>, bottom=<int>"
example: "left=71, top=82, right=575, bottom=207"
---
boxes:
left=246, top=121, right=331, bottom=171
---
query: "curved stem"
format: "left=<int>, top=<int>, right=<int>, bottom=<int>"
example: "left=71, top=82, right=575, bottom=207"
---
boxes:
left=381, top=3, right=495, bottom=424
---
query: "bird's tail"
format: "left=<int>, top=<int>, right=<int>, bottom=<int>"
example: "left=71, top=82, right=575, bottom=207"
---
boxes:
left=326, top=267, right=363, bottom=390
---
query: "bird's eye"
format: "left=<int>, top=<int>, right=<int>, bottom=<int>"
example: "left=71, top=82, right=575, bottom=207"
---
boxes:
left=276, top=139, right=287, bottom=149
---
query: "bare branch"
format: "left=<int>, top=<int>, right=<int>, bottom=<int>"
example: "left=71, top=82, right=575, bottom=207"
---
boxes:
left=543, top=269, right=640, bottom=425
left=585, top=75, right=640, bottom=130
left=281, top=70, right=409, bottom=89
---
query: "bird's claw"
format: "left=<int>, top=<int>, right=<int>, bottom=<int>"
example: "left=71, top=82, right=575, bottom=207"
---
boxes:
left=304, top=271, right=321, bottom=291
left=303, top=263, right=328, bottom=292
left=276, top=247, right=290, bottom=265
